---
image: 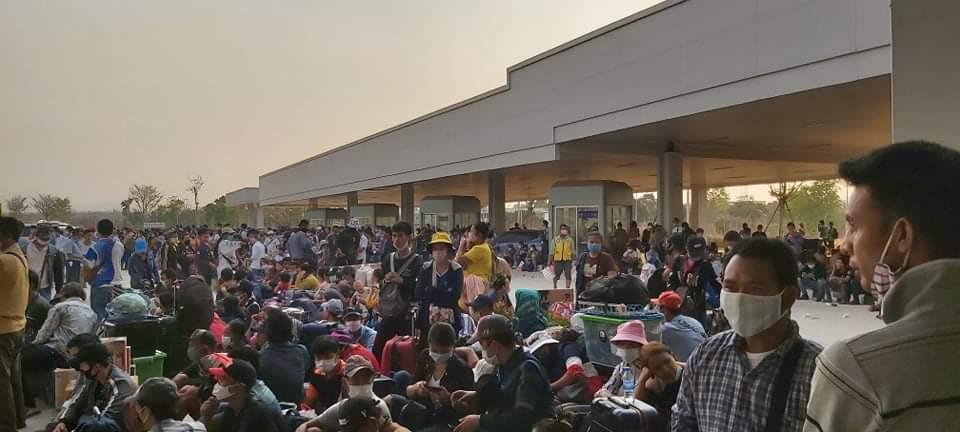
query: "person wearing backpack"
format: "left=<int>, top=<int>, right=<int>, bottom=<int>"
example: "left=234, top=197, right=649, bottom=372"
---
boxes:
left=372, top=222, right=423, bottom=359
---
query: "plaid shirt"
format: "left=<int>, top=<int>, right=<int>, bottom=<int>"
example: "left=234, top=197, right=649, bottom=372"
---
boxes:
left=672, top=321, right=822, bottom=432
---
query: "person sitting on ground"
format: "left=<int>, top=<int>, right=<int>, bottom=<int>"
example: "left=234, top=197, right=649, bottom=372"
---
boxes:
left=257, top=310, right=312, bottom=404
left=303, top=335, right=347, bottom=414
left=343, top=308, right=377, bottom=350
left=338, top=397, right=411, bottom=432
left=651, top=291, right=706, bottom=362
left=235, top=280, right=261, bottom=322
left=174, top=330, right=219, bottom=388
left=223, top=319, right=249, bottom=351
left=338, top=266, right=364, bottom=300
left=274, top=272, right=292, bottom=297
left=550, top=326, right=604, bottom=404
left=513, top=288, right=546, bottom=338
left=386, top=322, right=474, bottom=430
left=635, top=342, right=683, bottom=432
left=331, top=330, right=381, bottom=372
left=216, top=268, right=237, bottom=301
left=297, top=355, right=392, bottom=432
left=48, top=342, right=137, bottom=432
left=454, top=295, right=495, bottom=368
left=124, top=377, right=206, bottom=432
left=222, top=347, right=280, bottom=411
left=296, top=262, right=321, bottom=292
left=299, top=298, right=344, bottom=349
left=202, top=359, right=286, bottom=432
left=596, top=320, right=648, bottom=398
left=450, top=315, right=554, bottom=432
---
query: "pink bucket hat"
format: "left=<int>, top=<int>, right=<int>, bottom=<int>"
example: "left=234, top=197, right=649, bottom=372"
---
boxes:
left=609, top=320, right=648, bottom=345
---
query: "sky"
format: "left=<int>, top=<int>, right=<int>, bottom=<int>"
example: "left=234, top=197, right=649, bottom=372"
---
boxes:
left=1, top=0, right=666, bottom=211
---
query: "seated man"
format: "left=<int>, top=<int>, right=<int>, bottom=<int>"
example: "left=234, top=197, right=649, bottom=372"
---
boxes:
left=338, top=397, right=411, bottom=432
left=385, top=322, right=474, bottom=430
left=342, top=308, right=377, bottom=350
left=48, top=342, right=137, bottom=432
left=331, top=330, right=381, bottom=372
left=257, top=311, right=312, bottom=404
left=297, top=355, right=391, bottom=432
left=450, top=315, right=553, bottom=432
left=304, top=336, right=346, bottom=414
left=651, top=291, right=706, bottom=362
left=298, top=298, right=344, bottom=349
left=23, top=282, right=98, bottom=406
left=202, top=359, right=286, bottom=432
left=124, top=377, right=206, bottom=432
left=454, top=294, right=495, bottom=368
left=175, top=330, right=219, bottom=388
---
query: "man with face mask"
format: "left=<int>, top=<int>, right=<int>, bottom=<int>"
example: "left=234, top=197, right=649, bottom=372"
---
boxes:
left=450, top=315, right=553, bottom=432
left=672, top=238, right=822, bottom=432
left=48, top=342, right=136, bottom=432
left=297, top=355, right=392, bottom=432
left=574, top=232, right=618, bottom=295
left=548, top=224, right=575, bottom=289
left=804, top=142, right=960, bottom=431
left=343, top=308, right=377, bottom=350
left=125, top=377, right=205, bottom=432
left=174, top=330, right=218, bottom=388
left=203, top=359, right=285, bottom=432
left=24, top=224, right=65, bottom=300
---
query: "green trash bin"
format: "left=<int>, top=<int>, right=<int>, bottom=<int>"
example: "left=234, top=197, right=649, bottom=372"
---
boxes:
left=132, top=351, right=167, bottom=381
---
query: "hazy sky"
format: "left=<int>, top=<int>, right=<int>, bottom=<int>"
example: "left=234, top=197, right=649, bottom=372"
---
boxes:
left=1, top=0, right=663, bottom=211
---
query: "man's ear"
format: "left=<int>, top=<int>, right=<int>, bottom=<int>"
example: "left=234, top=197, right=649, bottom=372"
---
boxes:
left=781, top=285, right=798, bottom=311
left=898, top=219, right=916, bottom=255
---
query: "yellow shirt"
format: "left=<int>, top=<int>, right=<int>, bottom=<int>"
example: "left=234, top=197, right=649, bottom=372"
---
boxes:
left=0, top=244, right=29, bottom=334
left=463, top=243, right=493, bottom=281
left=296, top=273, right=321, bottom=291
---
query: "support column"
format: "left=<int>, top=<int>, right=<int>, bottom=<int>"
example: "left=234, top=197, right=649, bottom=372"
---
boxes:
left=346, top=192, right=359, bottom=215
left=892, top=0, right=960, bottom=148
left=255, top=205, right=264, bottom=228
left=657, top=152, right=684, bottom=226
left=400, top=183, right=415, bottom=223
left=488, top=170, right=506, bottom=234
left=690, top=186, right=707, bottom=231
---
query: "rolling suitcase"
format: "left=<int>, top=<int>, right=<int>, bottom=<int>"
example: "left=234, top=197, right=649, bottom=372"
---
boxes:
left=380, top=309, right=420, bottom=375
left=583, top=396, right=661, bottom=432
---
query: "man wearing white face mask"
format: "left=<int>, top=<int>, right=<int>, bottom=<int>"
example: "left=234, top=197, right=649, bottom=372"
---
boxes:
left=805, top=141, right=960, bottom=431
left=673, top=238, right=822, bottom=432
left=344, top=308, right=378, bottom=350
left=298, top=355, right=392, bottom=432
left=203, top=359, right=286, bottom=432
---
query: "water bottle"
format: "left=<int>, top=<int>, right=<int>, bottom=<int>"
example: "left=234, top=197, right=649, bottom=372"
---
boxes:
left=622, top=367, right=636, bottom=400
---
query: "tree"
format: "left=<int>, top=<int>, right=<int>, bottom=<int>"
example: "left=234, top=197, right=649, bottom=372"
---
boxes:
left=128, top=184, right=164, bottom=223
left=5, top=196, right=28, bottom=218
left=727, top=198, right=771, bottom=227
left=187, top=176, right=204, bottom=226
left=155, top=196, right=187, bottom=226
left=634, top=193, right=658, bottom=224
left=203, top=195, right=238, bottom=225
left=787, top=180, right=844, bottom=233
left=32, top=194, right=72, bottom=221
left=706, top=188, right=732, bottom=234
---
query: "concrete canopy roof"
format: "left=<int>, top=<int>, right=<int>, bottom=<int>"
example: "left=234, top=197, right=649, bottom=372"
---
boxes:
left=257, top=0, right=892, bottom=207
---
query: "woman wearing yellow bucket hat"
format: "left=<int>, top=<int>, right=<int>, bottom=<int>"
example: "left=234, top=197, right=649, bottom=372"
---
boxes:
left=416, top=232, right=464, bottom=335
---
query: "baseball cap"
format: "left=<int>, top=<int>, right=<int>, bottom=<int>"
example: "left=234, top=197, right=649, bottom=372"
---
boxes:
left=321, top=298, right=344, bottom=316
left=467, top=294, right=494, bottom=311
left=130, top=377, right=178, bottom=409
left=343, top=355, right=375, bottom=378
left=208, top=359, right=257, bottom=387
left=687, top=236, right=707, bottom=260
left=525, top=330, right=559, bottom=353
left=610, top=320, right=649, bottom=345
left=651, top=291, right=683, bottom=313
left=343, top=308, right=363, bottom=320
left=476, top=314, right=514, bottom=341
left=338, top=397, right=385, bottom=430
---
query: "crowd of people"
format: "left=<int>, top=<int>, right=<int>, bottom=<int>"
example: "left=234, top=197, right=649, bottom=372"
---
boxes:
left=0, top=140, right=958, bottom=432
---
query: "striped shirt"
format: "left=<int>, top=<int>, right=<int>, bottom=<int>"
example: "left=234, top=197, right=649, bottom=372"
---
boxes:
left=672, top=321, right=822, bottom=432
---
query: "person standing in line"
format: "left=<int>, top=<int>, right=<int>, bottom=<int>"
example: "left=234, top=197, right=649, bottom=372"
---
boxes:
left=673, top=238, right=822, bottom=432
left=372, top=222, right=422, bottom=359
left=247, top=230, right=266, bottom=282
left=574, top=232, right=618, bottom=294
left=547, top=224, right=574, bottom=289
left=84, top=219, right=124, bottom=321
left=804, top=142, right=960, bottom=431
left=0, top=217, right=28, bottom=432
left=23, top=224, right=65, bottom=300
left=61, top=228, right=86, bottom=284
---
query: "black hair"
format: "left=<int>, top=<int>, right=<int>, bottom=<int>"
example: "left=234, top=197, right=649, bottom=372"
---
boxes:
left=220, top=268, right=234, bottom=281
left=162, top=269, right=177, bottom=281
left=234, top=270, right=248, bottom=281
left=279, top=273, right=292, bottom=283
left=96, top=219, right=114, bottom=236
left=197, top=228, right=208, bottom=236
left=301, top=262, right=315, bottom=274
left=340, top=266, right=355, bottom=278
left=311, top=335, right=341, bottom=356
left=228, top=319, right=248, bottom=337
left=473, top=222, right=491, bottom=239
left=236, top=280, right=254, bottom=297
left=190, top=330, right=217, bottom=348
left=60, top=282, right=86, bottom=301
left=66, top=333, right=100, bottom=351
left=427, top=322, right=456, bottom=348
left=228, top=346, right=260, bottom=372
left=391, top=221, right=413, bottom=236
left=0, top=217, right=24, bottom=241
left=723, top=231, right=741, bottom=243
left=264, top=311, right=293, bottom=345
left=28, top=270, right=39, bottom=292
left=587, top=231, right=603, bottom=240
left=726, top=238, right=799, bottom=290
left=839, top=140, right=960, bottom=258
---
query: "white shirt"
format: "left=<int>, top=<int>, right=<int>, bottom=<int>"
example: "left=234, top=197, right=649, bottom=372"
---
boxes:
left=25, top=243, right=50, bottom=288
left=250, top=241, right=266, bottom=270
left=745, top=348, right=776, bottom=369
left=217, top=240, right=242, bottom=273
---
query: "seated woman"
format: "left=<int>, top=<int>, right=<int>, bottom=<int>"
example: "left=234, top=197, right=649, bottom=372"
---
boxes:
left=514, top=288, right=546, bottom=338
left=386, top=322, right=475, bottom=431
left=596, top=320, right=647, bottom=398
left=636, top=342, right=683, bottom=432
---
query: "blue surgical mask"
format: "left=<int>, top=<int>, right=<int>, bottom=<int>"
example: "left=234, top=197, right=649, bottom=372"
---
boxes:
left=587, top=242, right=602, bottom=254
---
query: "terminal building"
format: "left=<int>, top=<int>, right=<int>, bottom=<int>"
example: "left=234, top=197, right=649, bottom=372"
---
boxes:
left=226, top=0, right=958, bottom=251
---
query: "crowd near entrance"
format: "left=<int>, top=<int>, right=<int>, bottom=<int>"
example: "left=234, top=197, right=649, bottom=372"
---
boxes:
left=1, top=141, right=959, bottom=432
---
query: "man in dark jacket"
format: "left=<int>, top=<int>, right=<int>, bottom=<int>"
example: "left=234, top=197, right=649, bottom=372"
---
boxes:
left=49, top=343, right=137, bottom=432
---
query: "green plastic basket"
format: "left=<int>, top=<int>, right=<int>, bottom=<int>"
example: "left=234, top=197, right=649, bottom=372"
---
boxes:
left=132, top=351, right=167, bottom=381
